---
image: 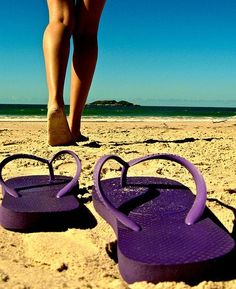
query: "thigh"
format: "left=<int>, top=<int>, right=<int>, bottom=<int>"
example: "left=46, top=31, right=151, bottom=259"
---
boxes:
left=75, top=0, right=106, bottom=34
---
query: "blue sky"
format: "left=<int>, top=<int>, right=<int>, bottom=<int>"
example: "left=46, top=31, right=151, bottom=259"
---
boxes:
left=0, top=0, right=235, bottom=107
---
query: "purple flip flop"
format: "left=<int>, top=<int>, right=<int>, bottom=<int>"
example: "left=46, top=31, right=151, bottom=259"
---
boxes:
left=0, top=150, right=81, bottom=231
left=93, top=154, right=235, bottom=284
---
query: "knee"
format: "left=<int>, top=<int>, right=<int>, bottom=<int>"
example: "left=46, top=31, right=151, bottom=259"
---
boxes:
left=81, top=18, right=100, bottom=37
left=47, top=15, right=75, bottom=36
left=73, top=23, right=100, bottom=49
left=87, top=31, right=98, bottom=43
left=74, top=32, right=98, bottom=49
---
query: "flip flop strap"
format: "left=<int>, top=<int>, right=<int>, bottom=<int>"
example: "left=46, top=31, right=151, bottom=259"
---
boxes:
left=94, top=154, right=207, bottom=231
left=53, top=150, right=81, bottom=198
left=94, top=155, right=141, bottom=231
left=124, top=154, right=207, bottom=225
left=0, top=150, right=81, bottom=198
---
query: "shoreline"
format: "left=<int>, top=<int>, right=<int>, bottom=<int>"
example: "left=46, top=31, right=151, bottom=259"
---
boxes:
left=0, top=116, right=235, bottom=123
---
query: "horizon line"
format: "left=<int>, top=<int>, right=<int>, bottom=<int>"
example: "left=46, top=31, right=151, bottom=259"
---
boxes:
left=1, top=103, right=236, bottom=109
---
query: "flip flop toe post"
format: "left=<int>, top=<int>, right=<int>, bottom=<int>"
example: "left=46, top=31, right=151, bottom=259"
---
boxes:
left=0, top=150, right=81, bottom=231
left=93, top=154, right=235, bottom=283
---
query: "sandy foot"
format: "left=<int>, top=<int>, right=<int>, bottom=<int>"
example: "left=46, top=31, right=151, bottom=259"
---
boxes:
left=47, top=108, right=75, bottom=146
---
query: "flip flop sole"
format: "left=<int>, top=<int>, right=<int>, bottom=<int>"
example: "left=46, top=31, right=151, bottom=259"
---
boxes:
left=93, top=176, right=235, bottom=283
left=0, top=175, right=80, bottom=230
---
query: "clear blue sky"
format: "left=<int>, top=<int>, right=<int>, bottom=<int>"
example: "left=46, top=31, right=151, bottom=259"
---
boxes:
left=0, top=0, right=236, bottom=107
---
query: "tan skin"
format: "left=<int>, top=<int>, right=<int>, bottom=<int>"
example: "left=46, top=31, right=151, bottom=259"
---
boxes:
left=43, top=0, right=106, bottom=145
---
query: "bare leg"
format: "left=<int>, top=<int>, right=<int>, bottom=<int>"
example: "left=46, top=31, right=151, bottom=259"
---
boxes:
left=69, top=0, right=106, bottom=141
left=43, top=0, right=75, bottom=146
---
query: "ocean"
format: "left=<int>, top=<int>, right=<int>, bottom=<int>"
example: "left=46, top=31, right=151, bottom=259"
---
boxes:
left=0, top=104, right=236, bottom=120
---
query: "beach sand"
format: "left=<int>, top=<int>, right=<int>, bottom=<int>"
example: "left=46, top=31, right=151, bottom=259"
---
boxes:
left=0, top=119, right=235, bottom=289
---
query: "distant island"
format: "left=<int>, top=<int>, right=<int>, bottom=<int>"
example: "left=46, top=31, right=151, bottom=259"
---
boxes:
left=86, top=100, right=140, bottom=107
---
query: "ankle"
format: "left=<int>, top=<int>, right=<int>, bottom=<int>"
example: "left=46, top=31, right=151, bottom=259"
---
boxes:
left=48, top=100, right=64, bottom=111
left=69, top=117, right=80, bottom=133
left=70, top=126, right=81, bottom=139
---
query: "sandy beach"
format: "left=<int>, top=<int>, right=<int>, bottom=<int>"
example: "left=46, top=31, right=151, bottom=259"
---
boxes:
left=0, top=119, right=235, bottom=289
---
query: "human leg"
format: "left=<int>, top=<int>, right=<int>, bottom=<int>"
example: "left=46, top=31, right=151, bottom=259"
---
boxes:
left=43, top=0, right=75, bottom=145
left=69, top=0, right=106, bottom=141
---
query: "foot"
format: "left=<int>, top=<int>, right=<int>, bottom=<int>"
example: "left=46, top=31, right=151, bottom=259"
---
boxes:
left=69, top=120, right=89, bottom=142
left=47, top=107, right=75, bottom=146
left=76, top=134, right=89, bottom=142
left=71, top=133, right=89, bottom=142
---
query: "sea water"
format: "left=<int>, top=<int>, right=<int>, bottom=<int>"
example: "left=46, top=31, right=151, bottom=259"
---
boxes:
left=0, top=104, right=236, bottom=120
